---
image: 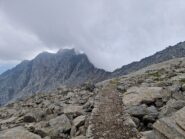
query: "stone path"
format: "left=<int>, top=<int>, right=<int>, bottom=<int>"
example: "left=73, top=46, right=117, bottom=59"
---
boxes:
left=87, top=84, right=140, bottom=139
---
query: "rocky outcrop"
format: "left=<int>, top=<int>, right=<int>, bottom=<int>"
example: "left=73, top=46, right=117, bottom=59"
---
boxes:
left=116, top=58, right=185, bottom=138
left=0, top=126, right=42, bottom=139
left=0, top=49, right=110, bottom=105
left=153, top=107, right=185, bottom=139
left=0, top=85, right=99, bottom=139
left=122, top=86, right=169, bottom=107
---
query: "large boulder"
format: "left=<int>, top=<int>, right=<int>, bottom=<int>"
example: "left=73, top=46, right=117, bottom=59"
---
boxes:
left=63, top=105, right=83, bottom=119
left=143, top=106, right=158, bottom=123
left=159, top=99, right=185, bottom=118
left=0, top=126, right=41, bottom=139
left=153, top=107, right=185, bottom=139
left=83, top=101, right=94, bottom=112
left=146, top=106, right=158, bottom=118
left=122, top=87, right=170, bottom=107
left=48, top=114, right=71, bottom=136
left=23, top=113, right=37, bottom=123
left=126, top=104, right=148, bottom=118
left=126, top=105, right=158, bottom=119
left=73, top=116, right=86, bottom=128
left=174, top=107, right=185, bottom=131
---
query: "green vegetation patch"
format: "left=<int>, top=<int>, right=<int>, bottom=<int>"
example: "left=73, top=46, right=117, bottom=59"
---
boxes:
left=180, top=78, right=185, bottom=83
left=110, top=78, right=119, bottom=85
left=148, top=71, right=161, bottom=78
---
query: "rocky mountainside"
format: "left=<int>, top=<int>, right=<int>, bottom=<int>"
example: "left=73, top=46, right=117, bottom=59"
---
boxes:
left=115, top=58, right=185, bottom=139
left=113, top=41, right=185, bottom=76
left=0, top=49, right=110, bottom=105
left=0, top=58, right=185, bottom=138
left=1, top=41, right=185, bottom=106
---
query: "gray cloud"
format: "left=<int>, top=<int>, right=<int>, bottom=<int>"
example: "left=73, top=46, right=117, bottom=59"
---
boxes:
left=0, top=0, right=185, bottom=71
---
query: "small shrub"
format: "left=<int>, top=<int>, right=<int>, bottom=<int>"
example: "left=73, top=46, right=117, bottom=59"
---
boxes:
left=148, top=71, right=161, bottom=78
left=110, top=78, right=119, bottom=85
left=180, top=78, right=185, bottom=83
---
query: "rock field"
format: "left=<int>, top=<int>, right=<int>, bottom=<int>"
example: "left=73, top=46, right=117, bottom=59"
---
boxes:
left=0, top=58, right=185, bottom=139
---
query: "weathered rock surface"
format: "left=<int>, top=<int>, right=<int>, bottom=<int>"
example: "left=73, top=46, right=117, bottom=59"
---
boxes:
left=153, top=107, right=185, bottom=139
left=0, top=126, right=42, bottom=139
left=49, top=114, right=71, bottom=134
left=123, top=86, right=169, bottom=107
left=73, top=116, right=86, bottom=128
left=117, top=58, right=185, bottom=138
left=0, top=86, right=98, bottom=139
left=0, top=57, right=185, bottom=138
left=0, top=49, right=110, bottom=105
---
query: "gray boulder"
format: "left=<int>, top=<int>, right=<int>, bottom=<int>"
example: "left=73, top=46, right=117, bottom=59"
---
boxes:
left=0, top=126, right=41, bottom=139
left=122, top=87, right=169, bottom=107
left=159, top=99, right=185, bottom=118
left=126, top=104, right=148, bottom=118
left=153, top=107, right=185, bottom=139
left=23, top=113, right=37, bottom=123
left=64, top=105, right=84, bottom=119
left=73, top=116, right=86, bottom=128
left=49, top=114, right=71, bottom=134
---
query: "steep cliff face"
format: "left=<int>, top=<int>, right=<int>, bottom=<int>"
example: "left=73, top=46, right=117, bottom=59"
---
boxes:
left=0, top=49, right=110, bottom=105
left=113, top=41, right=185, bottom=76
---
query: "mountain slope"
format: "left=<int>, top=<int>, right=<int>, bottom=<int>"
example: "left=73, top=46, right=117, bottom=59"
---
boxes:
left=1, top=41, right=185, bottom=105
left=1, top=57, right=185, bottom=139
left=113, top=41, right=185, bottom=76
left=0, top=49, right=110, bottom=105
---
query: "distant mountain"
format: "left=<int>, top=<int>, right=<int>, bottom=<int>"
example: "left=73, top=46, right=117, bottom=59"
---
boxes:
left=112, top=41, right=185, bottom=76
left=0, top=49, right=110, bottom=105
left=1, top=41, right=185, bottom=105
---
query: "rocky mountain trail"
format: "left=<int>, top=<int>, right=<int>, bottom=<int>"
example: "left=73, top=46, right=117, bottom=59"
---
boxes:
left=0, top=58, right=185, bottom=138
left=87, top=84, right=141, bottom=139
left=1, top=42, right=185, bottom=106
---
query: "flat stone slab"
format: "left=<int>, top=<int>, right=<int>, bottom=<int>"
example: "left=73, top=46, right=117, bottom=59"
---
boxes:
left=122, top=87, right=169, bottom=106
left=0, top=126, right=41, bottom=139
left=153, top=107, right=185, bottom=139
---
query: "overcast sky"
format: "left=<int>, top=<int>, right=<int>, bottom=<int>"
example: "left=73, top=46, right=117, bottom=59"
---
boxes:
left=0, top=0, right=185, bottom=73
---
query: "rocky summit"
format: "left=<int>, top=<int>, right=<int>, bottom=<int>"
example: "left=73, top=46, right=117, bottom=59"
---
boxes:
left=0, top=49, right=110, bottom=105
left=0, top=57, right=185, bottom=138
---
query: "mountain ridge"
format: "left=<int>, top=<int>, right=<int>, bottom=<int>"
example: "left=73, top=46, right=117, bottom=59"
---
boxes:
left=1, top=41, right=185, bottom=105
left=0, top=49, right=110, bottom=105
left=112, top=41, right=185, bottom=76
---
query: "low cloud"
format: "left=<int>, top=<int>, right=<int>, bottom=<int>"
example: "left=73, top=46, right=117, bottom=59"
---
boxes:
left=0, top=0, right=185, bottom=71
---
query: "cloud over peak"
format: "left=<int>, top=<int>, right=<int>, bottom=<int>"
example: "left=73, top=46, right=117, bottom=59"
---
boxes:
left=0, top=0, right=185, bottom=71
